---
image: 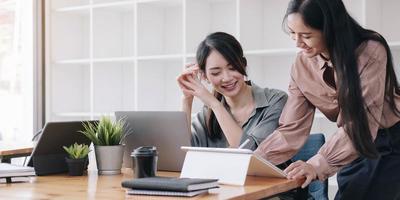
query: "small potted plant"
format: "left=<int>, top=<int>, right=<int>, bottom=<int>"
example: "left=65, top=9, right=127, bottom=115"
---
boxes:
left=79, top=116, right=128, bottom=175
left=63, top=143, right=90, bottom=176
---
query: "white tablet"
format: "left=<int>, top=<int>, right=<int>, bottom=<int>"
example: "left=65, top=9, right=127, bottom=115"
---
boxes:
left=181, top=146, right=287, bottom=184
left=181, top=146, right=253, bottom=154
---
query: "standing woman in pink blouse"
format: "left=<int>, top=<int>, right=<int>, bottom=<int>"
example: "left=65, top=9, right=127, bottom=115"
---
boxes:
left=254, top=0, right=400, bottom=199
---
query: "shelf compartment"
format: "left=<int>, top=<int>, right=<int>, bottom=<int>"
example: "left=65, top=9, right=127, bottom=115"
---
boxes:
left=389, top=42, right=400, bottom=50
left=51, top=112, right=93, bottom=121
left=391, top=49, right=400, bottom=82
left=50, top=64, right=91, bottom=114
left=51, top=112, right=115, bottom=121
left=379, top=0, right=400, bottom=42
left=136, top=59, right=183, bottom=111
left=93, top=57, right=135, bottom=63
left=93, top=62, right=135, bottom=112
left=54, top=57, right=135, bottom=64
left=51, top=0, right=89, bottom=10
left=136, top=54, right=183, bottom=61
left=137, top=0, right=183, bottom=56
left=93, top=3, right=135, bottom=58
left=244, top=48, right=298, bottom=56
left=54, top=6, right=91, bottom=13
left=342, top=0, right=365, bottom=25
left=185, top=0, right=237, bottom=54
left=53, top=1, right=135, bottom=12
left=50, top=10, right=90, bottom=61
left=245, top=54, right=296, bottom=92
left=54, top=58, right=91, bottom=64
left=364, top=0, right=400, bottom=42
left=92, top=0, right=134, bottom=5
left=239, top=0, right=293, bottom=51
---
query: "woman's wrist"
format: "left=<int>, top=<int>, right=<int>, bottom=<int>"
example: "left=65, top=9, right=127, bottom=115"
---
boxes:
left=182, top=95, right=194, bottom=103
left=209, top=100, right=223, bottom=111
left=181, top=95, right=193, bottom=111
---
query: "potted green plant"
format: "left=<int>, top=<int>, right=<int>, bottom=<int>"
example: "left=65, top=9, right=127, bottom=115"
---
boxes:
left=79, top=116, right=127, bottom=175
left=63, top=143, right=90, bottom=176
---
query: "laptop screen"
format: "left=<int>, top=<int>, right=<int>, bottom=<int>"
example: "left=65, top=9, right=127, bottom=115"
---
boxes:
left=27, top=121, right=95, bottom=175
left=115, top=111, right=191, bottom=172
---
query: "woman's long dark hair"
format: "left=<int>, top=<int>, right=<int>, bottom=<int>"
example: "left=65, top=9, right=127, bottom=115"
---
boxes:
left=196, top=32, right=248, bottom=140
left=283, top=0, right=400, bottom=158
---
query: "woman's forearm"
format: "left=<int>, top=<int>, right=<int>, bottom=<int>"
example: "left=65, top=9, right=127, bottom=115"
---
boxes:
left=210, top=103, right=243, bottom=148
left=182, top=96, right=193, bottom=132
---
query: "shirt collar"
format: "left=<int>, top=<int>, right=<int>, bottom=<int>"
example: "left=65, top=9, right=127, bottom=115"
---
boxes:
left=316, top=53, right=333, bottom=70
left=220, top=81, right=269, bottom=110
left=250, top=81, right=269, bottom=109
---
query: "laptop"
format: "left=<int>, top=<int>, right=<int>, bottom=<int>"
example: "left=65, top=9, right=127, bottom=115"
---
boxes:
left=27, top=121, right=96, bottom=175
left=115, top=111, right=191, bottom=172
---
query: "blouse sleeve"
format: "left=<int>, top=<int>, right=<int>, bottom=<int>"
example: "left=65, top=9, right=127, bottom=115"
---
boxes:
left=254, top=64, right=316, bottom=164
left=307, top=42, right=388, bottom=181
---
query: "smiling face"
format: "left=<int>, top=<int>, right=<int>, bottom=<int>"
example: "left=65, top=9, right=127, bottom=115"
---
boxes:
left=204, top=50, right=247, bottom=97
left=287, top=13, right=328, bottom=58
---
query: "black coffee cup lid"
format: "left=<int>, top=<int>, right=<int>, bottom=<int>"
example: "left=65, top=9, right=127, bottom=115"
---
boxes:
left=131, top=146, right=157, bottom=156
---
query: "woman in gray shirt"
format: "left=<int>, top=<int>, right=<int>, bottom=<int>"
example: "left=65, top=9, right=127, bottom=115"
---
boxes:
left=177, top=32, right=287, bottom=150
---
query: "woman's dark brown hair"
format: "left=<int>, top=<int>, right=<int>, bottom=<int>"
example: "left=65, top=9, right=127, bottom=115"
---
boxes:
left=283, top=0, right=400, bottom=158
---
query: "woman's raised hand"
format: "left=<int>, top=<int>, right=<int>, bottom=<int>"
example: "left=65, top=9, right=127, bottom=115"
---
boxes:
left=177, top=63, right=219, bottom=108
left=177, top=63, right=199, bottom=100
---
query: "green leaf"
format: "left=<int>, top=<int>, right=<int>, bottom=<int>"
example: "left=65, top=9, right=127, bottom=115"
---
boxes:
left=79, top=116, right=127, bottom=146
left=63, top=143, right=91, bottom=159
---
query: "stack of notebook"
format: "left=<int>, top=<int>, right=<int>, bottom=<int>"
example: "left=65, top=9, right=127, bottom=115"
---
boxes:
left=121, top=176, right=219, bottom=197
left=0, top=163, right=35, bottom=183
left=0, top=163, right=35, bottom=178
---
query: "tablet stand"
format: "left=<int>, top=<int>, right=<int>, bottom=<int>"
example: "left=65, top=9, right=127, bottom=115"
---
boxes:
left=180, top=147, right=286, bottom=185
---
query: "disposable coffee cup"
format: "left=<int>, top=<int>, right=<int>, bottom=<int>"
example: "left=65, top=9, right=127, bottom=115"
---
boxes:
left=131, top=146, right=158, bottom=179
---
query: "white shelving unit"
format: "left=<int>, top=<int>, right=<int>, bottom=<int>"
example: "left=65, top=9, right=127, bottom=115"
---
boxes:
left=45, top=0, right=400, bottom=125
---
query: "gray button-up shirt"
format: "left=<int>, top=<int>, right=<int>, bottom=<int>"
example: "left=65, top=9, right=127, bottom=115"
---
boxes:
left=191, top=82, right=288, bottom=150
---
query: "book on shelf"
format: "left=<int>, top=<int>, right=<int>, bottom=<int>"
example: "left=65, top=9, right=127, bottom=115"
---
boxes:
left=125, top=188, right=209, bottom=197
left=0, top=163, right=35, bottom=178
left=121, top=176, right=218, bottom=195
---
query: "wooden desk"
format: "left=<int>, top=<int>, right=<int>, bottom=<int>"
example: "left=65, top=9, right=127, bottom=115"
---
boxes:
left=0, top=169, right=302, bottom=199
left=0, top=142, right=34, bottom=163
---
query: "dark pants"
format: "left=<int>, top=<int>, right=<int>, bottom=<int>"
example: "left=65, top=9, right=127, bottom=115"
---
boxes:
left=335, top=121, right=400, bottom=200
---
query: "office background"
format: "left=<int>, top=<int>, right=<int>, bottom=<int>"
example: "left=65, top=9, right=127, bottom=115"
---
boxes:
left=45, top=1, right=400, bottom=198
left=45, top=0, right=400, bottom=137
left=0, top=0, right=399, bottom=198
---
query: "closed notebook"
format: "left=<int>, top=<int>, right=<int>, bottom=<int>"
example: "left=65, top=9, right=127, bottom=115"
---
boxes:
left=121, top=176, right=218, bottom=192
left=126, top=188, right=209, bottom=197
